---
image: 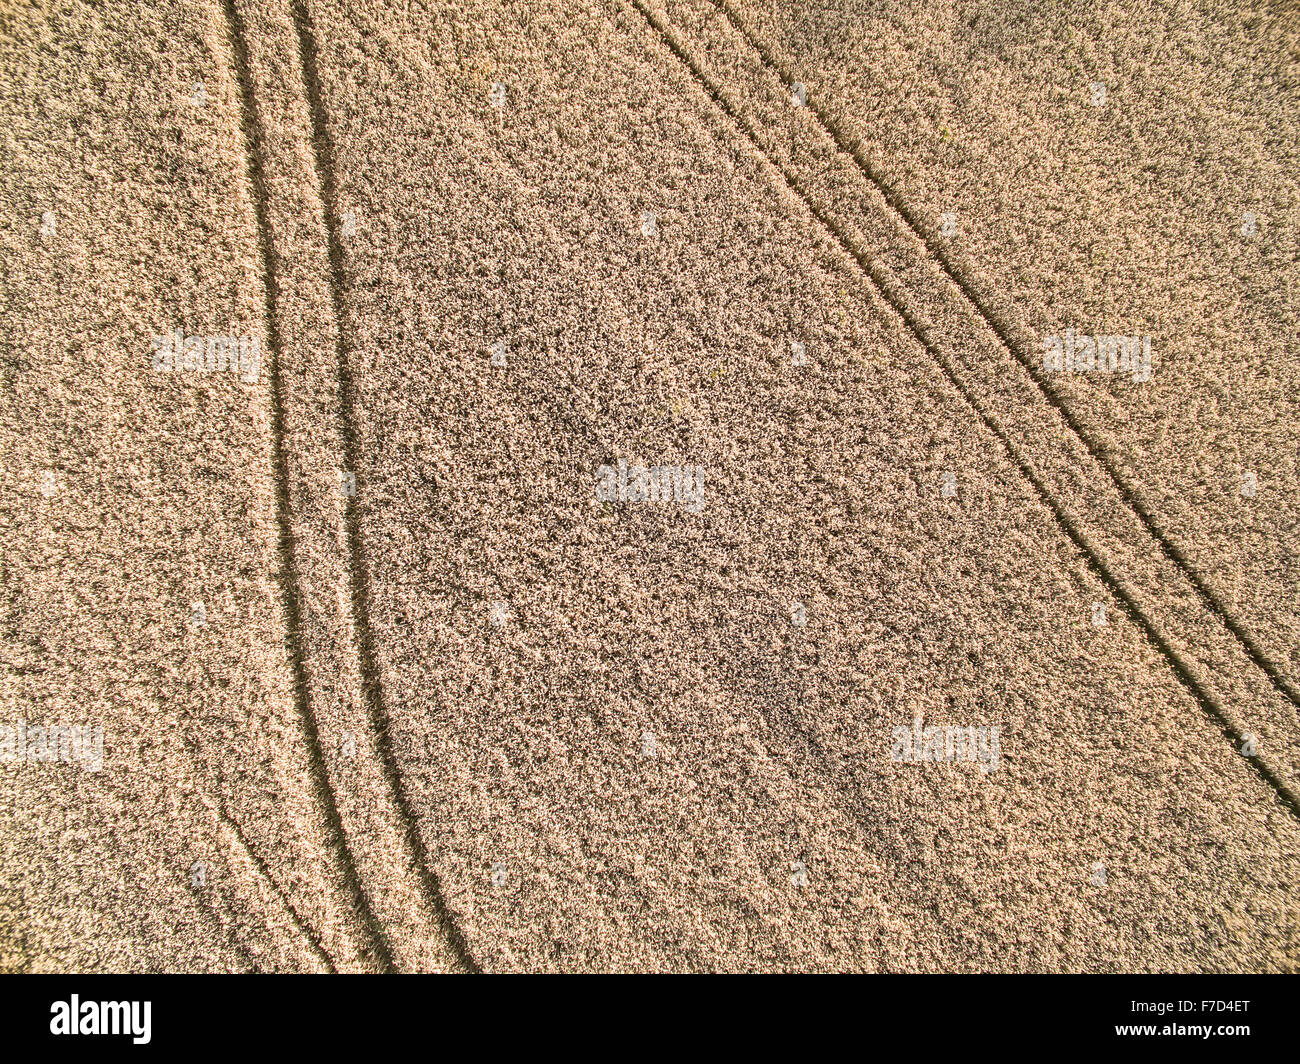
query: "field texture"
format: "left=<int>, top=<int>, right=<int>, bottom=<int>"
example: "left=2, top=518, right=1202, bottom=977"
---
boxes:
left=2, top=0, right=1298, bottom=972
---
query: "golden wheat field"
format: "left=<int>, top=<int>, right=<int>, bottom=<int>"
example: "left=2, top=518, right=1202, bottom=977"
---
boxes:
left=2, top=0, right=1299, bottom=974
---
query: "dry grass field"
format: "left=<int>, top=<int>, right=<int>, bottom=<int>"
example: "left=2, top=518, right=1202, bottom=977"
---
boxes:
left=2, top=0, right=1297, bottom=972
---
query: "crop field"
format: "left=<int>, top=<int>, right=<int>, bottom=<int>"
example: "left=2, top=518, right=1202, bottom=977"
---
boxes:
left=2, top=0, right=1298, bottom=972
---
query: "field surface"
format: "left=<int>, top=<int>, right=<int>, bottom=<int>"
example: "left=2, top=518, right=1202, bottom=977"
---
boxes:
left=2, top=0, right=1297, bottom=972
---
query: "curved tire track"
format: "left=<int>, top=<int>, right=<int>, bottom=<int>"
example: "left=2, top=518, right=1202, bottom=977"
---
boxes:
left=222, top=0, right=397, bottom=972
